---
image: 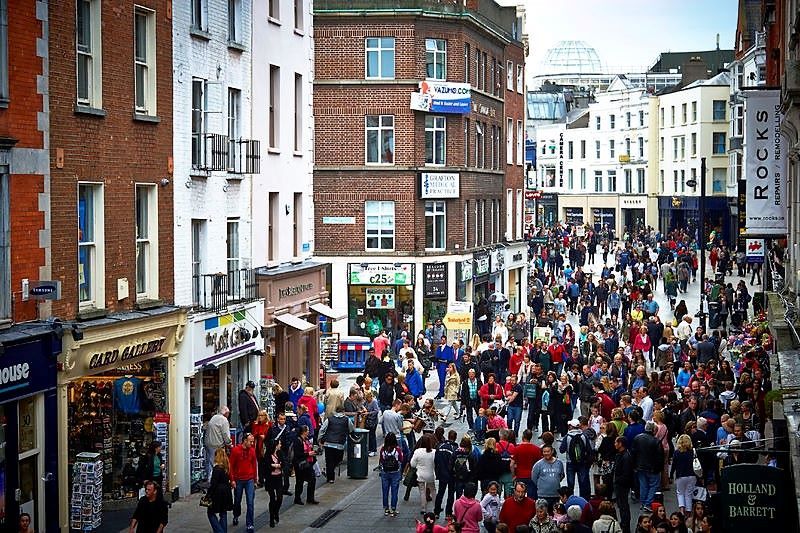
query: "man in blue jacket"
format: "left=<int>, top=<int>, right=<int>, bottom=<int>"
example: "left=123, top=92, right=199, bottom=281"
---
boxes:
left=433, top=430, right=459, bottom=518
left=405, top=361, right=425, bottom=400
left=434, top=336, right=455, bottom=399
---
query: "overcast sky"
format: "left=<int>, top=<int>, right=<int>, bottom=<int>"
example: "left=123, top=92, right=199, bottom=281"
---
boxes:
left=498, top=0, right=739, bottom=75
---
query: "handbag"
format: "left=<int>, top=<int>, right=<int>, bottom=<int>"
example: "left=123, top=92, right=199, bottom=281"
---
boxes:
left=691, top=485, right=708, bottom=501
left=313, top=461, right=322, bottom=478
left=199, top=493, right=212, bottom=508
left=402, top=465, right=418, bottom=487
left=523, top=383, right=538, bottom=399
left=692, top=449, right=703, bottom=477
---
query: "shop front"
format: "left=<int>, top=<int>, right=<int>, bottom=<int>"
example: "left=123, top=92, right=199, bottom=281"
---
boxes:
left=472, top=250, right=490, bottom=305
left=619, top=196, right=647, bottom=234
left=505, top=244, right=529, bottom=314
left=175, top=300, right=265, bottom=494
left=56, top=308, right=186, bottom=531
left=456, top=259, right=473, bottom=302
left=564, top=207, right=584, bottom=226
left=257, top=262, right=332, bottom=390
left=489, top=247, right=505, bottom=295
left=344, top=263, right=414, bottom=340
left=592, top=207, right=617, bottom=234
left=538, top=193, right=557, bottom=227
left=422, top=262, right=448, bottom=326
left=0, top=325, right=60, bottom=533
left=658, top=196, right=732, bottom=243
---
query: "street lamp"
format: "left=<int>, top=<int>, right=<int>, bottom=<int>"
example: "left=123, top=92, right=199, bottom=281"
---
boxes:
left=686, top=157, right=707, bottom=331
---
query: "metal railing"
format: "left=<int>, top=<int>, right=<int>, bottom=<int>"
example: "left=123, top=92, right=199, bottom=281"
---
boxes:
left=766, top=250, right=800, bottom=344
left=228, top=139, right=261, bottom=174
left=192, top=268, right=258, bottom=313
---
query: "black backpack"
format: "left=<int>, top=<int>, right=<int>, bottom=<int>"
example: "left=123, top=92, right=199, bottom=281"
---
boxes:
left=568, top=433, right=592, bottom=465
left=381, top=448, right=400, bottom=472
left=453, top=453, right=471, bottom=481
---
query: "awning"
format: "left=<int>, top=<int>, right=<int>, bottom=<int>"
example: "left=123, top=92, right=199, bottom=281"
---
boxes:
left=310, top=303, right=346, bottom=321
left=275, top=313, right=317, bottom=332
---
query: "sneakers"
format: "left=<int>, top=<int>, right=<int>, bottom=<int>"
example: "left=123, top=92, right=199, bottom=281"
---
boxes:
left=369, top=451, right=376, bottom=457
left=640, top=505, right=652, bottom=513
left=385, top=508, right=391, bottom=516
left=390, top=509, right=398, bottom=517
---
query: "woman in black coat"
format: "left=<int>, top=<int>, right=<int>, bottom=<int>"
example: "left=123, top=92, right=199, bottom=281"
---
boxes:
left=292, top=425, right=319, bottom=505
left=476, top=438, right=505, bottom=495
left=206, top=447, right=234, bottom=532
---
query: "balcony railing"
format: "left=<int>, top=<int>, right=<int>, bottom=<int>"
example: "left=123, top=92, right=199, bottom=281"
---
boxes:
left=192, top=133, right=230, bottom=172
left=228, top=138, right=261, bottom=175
left=192, top=268, right=258, bottom=313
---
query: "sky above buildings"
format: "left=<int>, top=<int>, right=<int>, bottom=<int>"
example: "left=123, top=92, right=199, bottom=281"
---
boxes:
left=501, top=0, right=739, bottom=75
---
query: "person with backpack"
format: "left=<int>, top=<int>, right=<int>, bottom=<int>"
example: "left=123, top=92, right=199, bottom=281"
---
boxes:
left=379, top=432, right=404, bottom=517
left=451, top=436, right=477, bottom=498
left=433, top=430, right=459, bottom=519
left=559, top=418, right=593, bottom=499
left=496, top=429, right=516, bottom=499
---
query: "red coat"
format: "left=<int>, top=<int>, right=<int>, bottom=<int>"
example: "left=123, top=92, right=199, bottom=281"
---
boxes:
left=297, top=395, right=319, bottom=429
left=509, top=352, right=524, bottom=378
left=632, top=333, right=652, bottom=354
left=479, top=382, right=502, bottom=409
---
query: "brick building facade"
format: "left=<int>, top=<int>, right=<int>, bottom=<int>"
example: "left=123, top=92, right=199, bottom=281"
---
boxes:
left=313, top=0, right=528, bottom=340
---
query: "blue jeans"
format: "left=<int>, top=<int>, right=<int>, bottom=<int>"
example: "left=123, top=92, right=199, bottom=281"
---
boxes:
left=638, top=471, right=660, bottom=508
left=506, top=406, right=523, bottom=434
left=380, top=471, right=401, bottom=509
left=208, top=509, right=228, bottom=533
left=233, top=479, right=255, bottom=529
left=566, top=462, right=591, bottom=499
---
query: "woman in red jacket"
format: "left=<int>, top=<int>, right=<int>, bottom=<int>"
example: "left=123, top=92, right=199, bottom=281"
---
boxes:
left=478, top=374, right=502, bottom=410
left=632, top=325, right=651, bottom=355
left=508, top=347, right=525, bottom=379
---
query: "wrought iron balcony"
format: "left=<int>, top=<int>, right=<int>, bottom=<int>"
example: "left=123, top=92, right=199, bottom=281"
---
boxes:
left=192, top=268, right=258, bottom=313
left=192, top=133, right=230, bottom=172
left=228, top=138, right=261, bottom=175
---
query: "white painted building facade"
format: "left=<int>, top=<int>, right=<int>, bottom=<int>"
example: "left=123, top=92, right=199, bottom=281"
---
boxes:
left=533, top=77, right=651, bottom=235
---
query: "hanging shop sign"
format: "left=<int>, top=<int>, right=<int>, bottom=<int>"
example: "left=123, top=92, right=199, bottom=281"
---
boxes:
left=423, top=263, right=448, bottom=298
left=745, top=238, right=765, bottom=263
left=349, top=263, right=414, bottom=285
left=719, top=464, right=788, bottom=532
left=459, top=260, right=473, bottom=283
left=410, top=81, right=471, bottom=114
left=191, top=301, right=264, bottom=369
left=365, top=287, right=395, bottom=309
left=419, top=172, right=460, bottom=199
left=0, top=334, right=57, bottom=405
left=744, top=89, right=787, bottom=234
left=473, top=252, right=490, bottom=278
left=489, top=248, right=505, bottom=274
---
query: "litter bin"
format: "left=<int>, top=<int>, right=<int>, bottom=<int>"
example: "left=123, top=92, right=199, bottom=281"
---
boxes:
left=347, top=428, right=370, bottom=479
left=707, top=301, right=721, bottom=329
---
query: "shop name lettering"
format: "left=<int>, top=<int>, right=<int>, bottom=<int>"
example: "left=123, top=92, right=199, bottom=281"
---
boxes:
left=279, top=283, right=313, bottom=299
left=89, top=338, right=166, bottom=370
left=0, top=362, right=29, bottom=385
left=751, top=105, right=782, bottom=206
left=726, top=482, right=777, bottom=519
left=206, top=326, right=248, bottom=353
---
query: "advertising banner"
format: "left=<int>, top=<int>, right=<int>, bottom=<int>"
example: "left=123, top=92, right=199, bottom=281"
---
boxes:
left=720, top=464, right=788, bottom=532
left=349, top=263, right=414, bottom=285
left=365, top=288, right=395, bottom=309
left=420, top=173, right=460, bottom=199
left=423, top=263, right=448, bottom=298
left=409, top=81, right=471, bottom=114
left=744, top=89, right=787, bottom=234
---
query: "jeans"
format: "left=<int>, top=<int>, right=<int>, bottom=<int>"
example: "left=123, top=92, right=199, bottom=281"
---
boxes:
left=637, top=471, right=660, bottom=508
left=233, top=479, right=255, bottom=530
left=463, top=398, right=479, bottom=429
left=434, top=479, right=455, bottom=516
left=381, top=471, right=401, bottom=509
left=506, top=406, right=523, bottom=434
left=566, top=462, right=591, bottom=499
left=205, top=445, right=218, bottom=481
left=207, top=510, right=228, bottom=533
left=615, top=485, right=632, bottom=533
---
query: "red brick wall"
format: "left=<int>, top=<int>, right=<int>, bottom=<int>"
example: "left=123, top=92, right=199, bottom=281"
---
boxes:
left=49, top=0, right=174, bottom=319
left=504, top=42, right=525, bottom=232
left=314, top=14, right=516, bottom=256
left=9, top=174, right=45, bottom=321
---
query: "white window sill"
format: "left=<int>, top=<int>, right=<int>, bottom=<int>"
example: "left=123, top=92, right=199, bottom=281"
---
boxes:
left=267, top=147, right=281, bottom=155
left=268, top=16, right=281, bottom=26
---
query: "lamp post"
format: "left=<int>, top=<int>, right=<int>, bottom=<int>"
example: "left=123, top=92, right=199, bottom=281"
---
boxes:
left=687, top=158, right=707, bottom=331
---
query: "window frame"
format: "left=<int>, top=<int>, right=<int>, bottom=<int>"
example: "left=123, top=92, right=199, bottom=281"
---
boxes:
left=506, top=118, right=513, bottom=165
left=226, top=218, right=240, bottom=295
left=78, top=182, right=105, bottom=310
left=269, top=64, right=280, bottom=149
left=135, top=184, right=158, bottom=300
left=609, top=114, right=615, bottom=129
left=133, top=5, right=156, bottom=117
left=227, top=0, right=241, bottom=44
left=516, top=64, right=523, bottom=93
left=595, top=140, right=600, bottom=159
left=506, top=60, right=513, bottom=90
left=712, top=100, right=726, bottom=121
left=0, top=170, right=9, bottom=318
left=76, top=0, right=102, bottom=109
left=609, top=139, right=615, bottom=158
left=691, top=101, right=697, bottom=122
left=425, top=115, right=446, bottom=166
left=365, top=200, right=395, bottom=251
left=425, top=38, right=447, bottom=80
left=516, top=120, right=523, bottom=165
left=607, top=170, right=617, bottom=193
left=191, top=78, right=207, bottom=169
left=424, top=200, right=446, bottom=250
left=594, top=171, right=602, bottom=192
left=365, top=37, right=395, bottom=80
left=191, top=0, right=207, bottom=31
left=294, top=73, right=302, bottom=152
left=0, top=0, right=7, bottom=106
left=366, top=115, right=395, bottom=165
left=227, top=87, right=241, bottom=171
left=712, top=132, right=726, bottom=154
left=637, top=168, right=645, bottom=194
left=268, top=0, right=280, bottom=21
left=294, top=0, right=303, bottom=31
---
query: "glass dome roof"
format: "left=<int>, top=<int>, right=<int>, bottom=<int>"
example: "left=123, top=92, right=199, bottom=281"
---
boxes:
left=539, top=40, right=603, bottom=74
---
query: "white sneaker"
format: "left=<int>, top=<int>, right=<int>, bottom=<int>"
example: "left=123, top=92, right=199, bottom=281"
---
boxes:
left=368, top=451, right=376, bottom=457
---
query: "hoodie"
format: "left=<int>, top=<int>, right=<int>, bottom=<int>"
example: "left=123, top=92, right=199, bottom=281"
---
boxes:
left=480, top=492, right=503, bottom=522
left=452, top=496, right=483, bottom=533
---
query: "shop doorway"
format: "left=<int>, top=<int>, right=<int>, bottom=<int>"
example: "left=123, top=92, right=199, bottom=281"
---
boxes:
left=622, top=208, right=645, bottom=234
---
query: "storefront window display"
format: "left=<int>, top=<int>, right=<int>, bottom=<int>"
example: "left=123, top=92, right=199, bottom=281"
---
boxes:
left=348, top=284, right=413, bottom=338
left=67, top=359, right=168, bottom=501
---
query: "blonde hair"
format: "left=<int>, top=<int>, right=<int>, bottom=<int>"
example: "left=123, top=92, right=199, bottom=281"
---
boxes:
left=484, top=437, right=497, bottom=452
left=676, top=434, right=693, bottom=452
left=365, top=390, right=375, bottom=401
left=653, top=411, right=664, bottom=424
left=214, top=447, right=230, bottom=472
left=304, top=386, right=314, bottom=395
left=258, top=409, right=269, bottom=419
left=471, top=333, right=481, bottom=350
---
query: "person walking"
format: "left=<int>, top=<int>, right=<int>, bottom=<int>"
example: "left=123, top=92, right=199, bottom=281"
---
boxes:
left=205, top=406, right=232, bottom=481
left=128, top=480, right=168, bottom=533
left=206, top=448, right=234, bottom=533
left=136, top=441, right=165, bottom=500
left=265, top=412, right=295, bottom=497
left=434, top=336, right=456, bottom=399
left=671, top=434, right=697, bottom=516
left=531, top=444, right=565, bottom=508
left=379, top=432, right=404, bottom=517
left=433, top=429, right=459, bottom=519
left=631, top=421, right=664, bottom=513
left=443, top=363, right=462, bottom=423
left=292, top=425, right=319, bottom=505
left=410, top=434, right=438, bottom=515
left=452, top=482, right=483, bottom=533
left=263, top=439, right=284, bottom=528
left=459, top=368, right=482, bottom=428
left=238, top=381, right=260, bottom=438
left=229, top=433, right=258, bottom=531
left=318, top=404, right=355, bottom=484
left=559, top=418, right=593, bottom=499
